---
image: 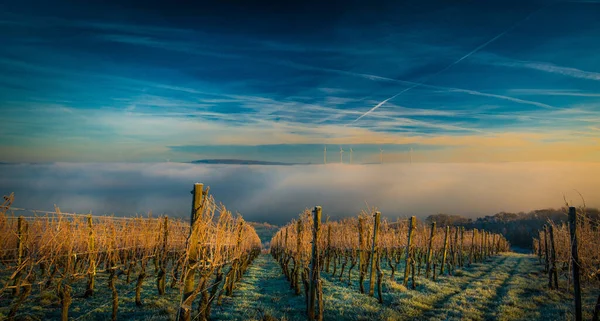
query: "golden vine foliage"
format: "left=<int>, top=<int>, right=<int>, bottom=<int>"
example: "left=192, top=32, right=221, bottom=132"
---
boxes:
left=0, top=191, right=261, bottom=319
left=533, top=206, right=600, bottom=286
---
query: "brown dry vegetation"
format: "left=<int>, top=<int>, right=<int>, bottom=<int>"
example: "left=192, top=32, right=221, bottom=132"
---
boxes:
left=270, top=206, right=510, bottom=311
left=0, top=190, right=261, bottom=321
left=532, top=205, right=600, bottom=319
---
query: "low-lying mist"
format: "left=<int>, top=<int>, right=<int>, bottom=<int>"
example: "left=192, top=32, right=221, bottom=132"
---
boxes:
left=0, top=162, right=598, bottom=225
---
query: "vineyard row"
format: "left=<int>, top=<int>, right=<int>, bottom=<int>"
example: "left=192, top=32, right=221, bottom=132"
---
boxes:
left=270, top=206, right=510, bottom=320
left=0, top=183, right=262, bottom=321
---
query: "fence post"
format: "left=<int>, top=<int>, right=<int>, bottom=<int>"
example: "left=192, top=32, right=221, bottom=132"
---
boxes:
left=179, top=183, right=204, bottom=321
left=403, top=216, right=416, bottom=286
left=480, top=229, right=485, bottom=261
left=440, top=226, right=449, bottom=275
left=537, top=237, right=542, bottom=264
left=358, top=217, right=365, bottom=294
left=452, top=227, right=458, bottom=268
left=158, top=216, right=169, bottom=295
left=543, top=225, right=549, bottom=273
left=568, top=207, right=582, bottom=321
left=469, top=229, right=476, bottom=267
left=548, top=224, right=559, bottom=290
left=84, top=215, right=96, bottom=298
left=325, top=225, right=331, bottom=273
left=459, top=227, right=464, bottom=267
left=368, top=211, right=381, bottom=296
left=425, top=222, right=436, bottom=279
left=12, top=216, right=24, bottom=296
left=295, top=220, right=303, bottom=295
left=308, top=206, right=322, bottom=321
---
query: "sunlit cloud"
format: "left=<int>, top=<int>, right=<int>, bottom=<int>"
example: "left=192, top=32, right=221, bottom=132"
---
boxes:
left=0, top=1, right=599, bottom=162
left=1, top=163, right=598, bottom=224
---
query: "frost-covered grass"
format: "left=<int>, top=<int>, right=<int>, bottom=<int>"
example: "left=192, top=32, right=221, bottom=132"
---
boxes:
left=0, top=264, right=182, bottom=321
left=215, top=252, right=598, bottom=321
left=1, top=253, right=597, bottom=320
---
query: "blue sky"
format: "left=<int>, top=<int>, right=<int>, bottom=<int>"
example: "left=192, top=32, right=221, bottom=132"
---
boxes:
left=1, top=0, right=599, bottom=163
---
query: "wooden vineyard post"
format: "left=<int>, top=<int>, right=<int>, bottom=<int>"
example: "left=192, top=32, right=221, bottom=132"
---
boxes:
left=179, top=183, right=204, bottom=321
left=459, top=227, right=464, bottom=267
left=326, top=225, right=331, bottom=273
left=568, top=207, right=582, bottom=321
left=368, top=211, right=381, bottom=296
left=282, top=227, right=290, bottom=280
left=537, top=237, right=543, bottom=265
left=480, top=229, right=485, bottom=261
left=482, top=231, right=487, bottom=259
left=295, top=220, right=303, bottom=295
left=358, top=217, right=366, bottom=294
left=84, top=214, right=96, bottom=298
left=425, top=222, right=435, bottom=279
left=12, top=216, right=24, bottom=296
left=158, top=216, right=168, bottom=295
left=452, top=227, right=458, bottom=269
left=543, top=225, right=550, bottom=273
left=403, top=216, right=416, bottom=286
left=548, top=224, right=558, bottom=290
left=469, top=229, right=476, bottom=267
left=440, top=226, right=449, bottom=275
left=308, top=206, right=322, bottom=321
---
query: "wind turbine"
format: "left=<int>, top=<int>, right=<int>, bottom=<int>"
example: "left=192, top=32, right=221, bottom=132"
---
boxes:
left=340, top=146, right=344, bottom=163
left=379, top=147, right=384, bottom=164
left=350, top=147, right=353, bottom=164
left=324, top=145, right=327, bottom=164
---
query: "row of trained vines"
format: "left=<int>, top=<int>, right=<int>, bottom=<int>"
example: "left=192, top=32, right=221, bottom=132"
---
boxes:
left=532, top=206, right=600, bottom=321
left=0, top=183, right=262, bottom=321
left=270, top=206, right=510, bottom=320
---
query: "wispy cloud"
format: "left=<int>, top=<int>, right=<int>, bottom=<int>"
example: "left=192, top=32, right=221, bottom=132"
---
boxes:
left=348, top=3, right=550, bottom=123
left=498, top=60, right=600, bottom=81
left=1, top=1, right=599, bottom=163
left=276, top=61, right=560, bottom=114
left=507, top=89, right=600, bottom=97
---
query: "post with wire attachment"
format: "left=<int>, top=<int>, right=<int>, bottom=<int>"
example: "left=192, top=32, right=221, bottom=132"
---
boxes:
left=84, top=214, right=96, bottom=298
left=12, top=216, right=24, bottom=296
left=568, top=207, right=582, bottom=321
left=178, top=183, right=204, bottom=321
left=425, top=222, right=436, bottom=279
left=403, top=216, right=416, bottom=286
left=308, top=206, right=322, bottom=321
left=368, top=211, right=381, bottom=296
left=441, top=226, right=449, bottom=275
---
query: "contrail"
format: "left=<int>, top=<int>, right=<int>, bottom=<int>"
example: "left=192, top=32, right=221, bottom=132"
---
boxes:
left=350, top=4, right=550, bottom=124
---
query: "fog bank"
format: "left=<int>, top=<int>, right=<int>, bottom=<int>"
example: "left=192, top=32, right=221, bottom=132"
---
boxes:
left=0, top=162, right=598, bottom=225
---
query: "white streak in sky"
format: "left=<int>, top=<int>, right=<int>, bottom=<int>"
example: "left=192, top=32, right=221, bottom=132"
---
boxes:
left=500, top=61, right=600, bottom=81
left=447, top=88, right=557, bottom=110
left=350, top=4, right=551, bottom=124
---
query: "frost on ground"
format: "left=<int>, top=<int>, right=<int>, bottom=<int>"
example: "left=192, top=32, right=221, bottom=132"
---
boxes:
left=1, top=253, right=596, bottom=320
left=214, top=252, right=598, bottom=321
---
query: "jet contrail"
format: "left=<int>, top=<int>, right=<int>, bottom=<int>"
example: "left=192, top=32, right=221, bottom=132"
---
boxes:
left=351, top=4, right=550, bottom=124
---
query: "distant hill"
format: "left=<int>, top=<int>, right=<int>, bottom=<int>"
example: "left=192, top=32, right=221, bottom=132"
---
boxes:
left=248, top=221, right=280, bottom=248
left=189, top=159, right=311, bottom=165
left=425, top=208, right=600, bottom=249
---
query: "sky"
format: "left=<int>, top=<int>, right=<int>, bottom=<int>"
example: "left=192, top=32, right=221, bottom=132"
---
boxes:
left=0, top=0, right=599, bottom=163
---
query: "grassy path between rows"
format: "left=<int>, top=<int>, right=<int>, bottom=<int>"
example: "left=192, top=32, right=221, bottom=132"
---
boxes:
left=3, top=252, right=594, bottom=320
left=214, top=252, right=598, bottom=321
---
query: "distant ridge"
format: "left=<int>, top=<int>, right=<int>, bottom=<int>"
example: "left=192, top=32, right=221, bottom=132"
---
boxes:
left=189, top=159, right=311, bottom=166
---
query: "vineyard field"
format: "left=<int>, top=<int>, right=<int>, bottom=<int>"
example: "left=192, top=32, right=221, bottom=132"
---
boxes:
left=213, top=253, right=598, bottom=321
left=2, top=251, right=597, bottom=320
left=1, top=191, right=598, bottom=321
